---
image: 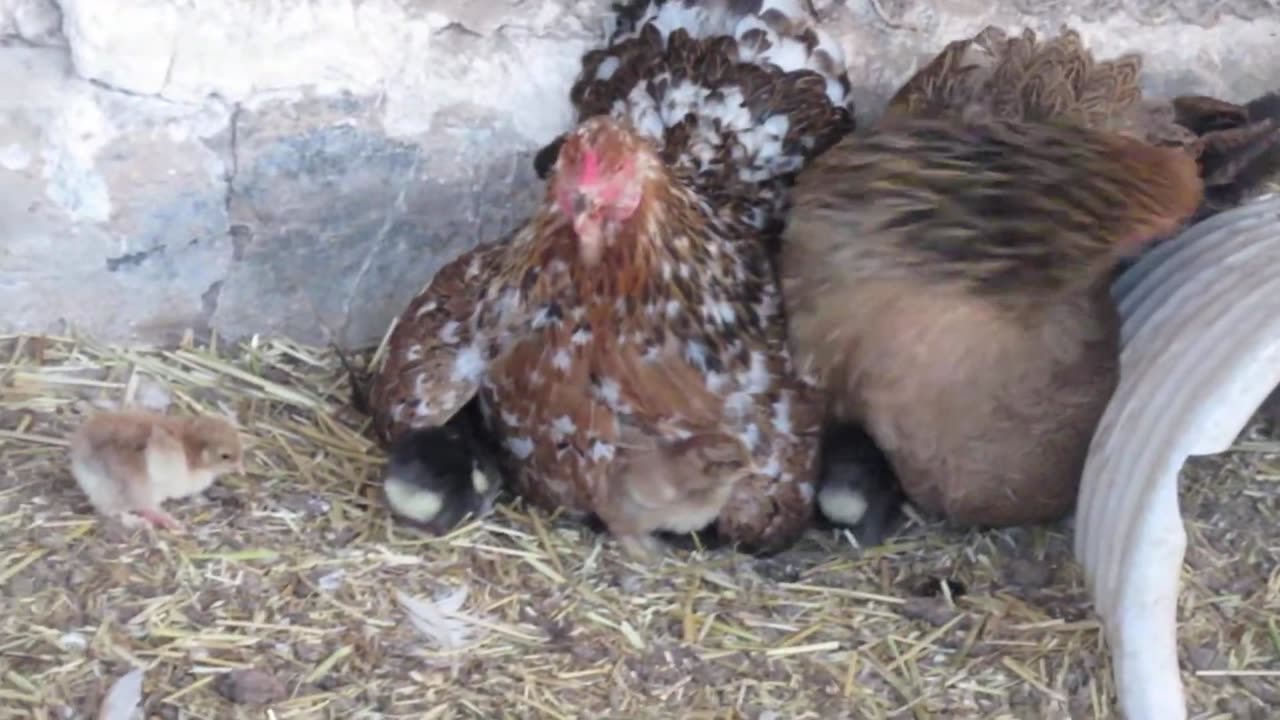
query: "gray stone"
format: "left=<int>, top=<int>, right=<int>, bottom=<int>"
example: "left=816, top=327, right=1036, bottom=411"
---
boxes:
left=1, top=0, right=1279, bottom=348
left=0, top=47, right=232, bottom=342
left=0, top=0, right=62, bottom=46
left=213, top=95, right=543, bottom=347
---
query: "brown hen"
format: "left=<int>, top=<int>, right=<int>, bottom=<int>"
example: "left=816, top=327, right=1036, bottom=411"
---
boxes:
left=782, top=120, right=1204, bottom=527
left=369, top=0, right=857, bottom=556
left=787, top=25, right=1280, bottom=530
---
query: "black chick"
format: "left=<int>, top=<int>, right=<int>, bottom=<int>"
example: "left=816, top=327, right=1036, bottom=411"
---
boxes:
left=381, top=398, right=504, bottom=533
left=336, top=346, right=505, bottom=533
left=815, top=421, right=903, bottom=547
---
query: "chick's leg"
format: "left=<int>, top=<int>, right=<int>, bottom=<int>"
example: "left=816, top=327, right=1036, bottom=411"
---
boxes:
left=617, top=534, right=664, bottom=560
left=134, top=506, right=185, bottom=532
left=592, top=495, right=664, bottom=560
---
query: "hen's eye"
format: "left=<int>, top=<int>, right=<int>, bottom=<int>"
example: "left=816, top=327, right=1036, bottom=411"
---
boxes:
left=220, top=453, right=232, bottom=461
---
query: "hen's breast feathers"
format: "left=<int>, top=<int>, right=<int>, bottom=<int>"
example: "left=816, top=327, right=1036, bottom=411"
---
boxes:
left=484, top=182, right=817, bottom=512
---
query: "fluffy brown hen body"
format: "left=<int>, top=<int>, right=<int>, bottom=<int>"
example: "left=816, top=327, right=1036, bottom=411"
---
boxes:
left=785, top=120, right=1203, bottom=526
left=785, top=24, right=1279, bottom=528
left=369, top=0, right=857, bottom=555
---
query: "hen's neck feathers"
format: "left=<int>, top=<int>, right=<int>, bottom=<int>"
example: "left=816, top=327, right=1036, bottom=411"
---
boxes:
left=531, top=159, right=737, bottom=303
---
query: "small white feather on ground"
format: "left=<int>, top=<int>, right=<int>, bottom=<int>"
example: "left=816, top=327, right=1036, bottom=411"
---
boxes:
left=394, top=586, right=487, bottom=650
left=96, top=667, right=143, bottom=720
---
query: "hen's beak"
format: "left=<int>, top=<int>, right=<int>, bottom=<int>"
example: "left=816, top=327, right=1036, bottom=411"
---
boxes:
left=572, top=191, right=605, bottom=265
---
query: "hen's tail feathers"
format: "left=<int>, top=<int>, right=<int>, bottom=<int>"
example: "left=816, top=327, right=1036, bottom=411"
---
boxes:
left=542, top=0, right=856, bottom=227
left=1176, top=91, right=1280, bottom=219
left=884, top=26, right=1149, bottom=134
left=881, top=24, right=1280, bottom=226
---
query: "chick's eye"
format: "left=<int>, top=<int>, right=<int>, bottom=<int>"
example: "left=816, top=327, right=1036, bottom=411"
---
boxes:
left=220, top=453, right=232, bottom=461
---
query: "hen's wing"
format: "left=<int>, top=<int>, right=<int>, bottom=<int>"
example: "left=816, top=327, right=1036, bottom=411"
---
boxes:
left=786, top=119, right=1203, bottom=304
left=369, top=239, right=524, bottom=444
left=709, top=349, right=824, bottom=554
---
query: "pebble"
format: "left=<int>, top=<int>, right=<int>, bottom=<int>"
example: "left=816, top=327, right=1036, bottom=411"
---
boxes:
left=217, top=668, right=287, bottom=706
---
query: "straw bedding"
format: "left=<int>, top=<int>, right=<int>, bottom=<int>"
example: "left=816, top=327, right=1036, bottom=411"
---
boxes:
left=0, top=333, right=1276, bottom=719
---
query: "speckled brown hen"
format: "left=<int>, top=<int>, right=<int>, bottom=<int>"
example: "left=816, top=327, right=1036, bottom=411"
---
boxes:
left=368, top=0, right=857, bottom=556
left=791, top=25, right=1280, bottom=530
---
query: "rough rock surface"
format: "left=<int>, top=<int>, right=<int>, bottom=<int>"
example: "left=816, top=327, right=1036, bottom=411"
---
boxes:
left=2, top=0, right=1279, bottom=347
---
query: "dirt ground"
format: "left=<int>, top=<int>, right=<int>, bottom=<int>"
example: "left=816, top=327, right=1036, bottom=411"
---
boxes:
left=0, top=336, right=1276, bottom=719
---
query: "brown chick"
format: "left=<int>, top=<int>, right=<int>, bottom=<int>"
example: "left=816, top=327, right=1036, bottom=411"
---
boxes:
left=595, top=425, right=757, bottom=558
left=780, top=119, right=1203, bottom=527
left=68, top=410, right=244, bottom=531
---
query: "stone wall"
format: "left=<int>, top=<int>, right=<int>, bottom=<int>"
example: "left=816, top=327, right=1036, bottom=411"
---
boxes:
left=2, top=0, right=1278, bottom=348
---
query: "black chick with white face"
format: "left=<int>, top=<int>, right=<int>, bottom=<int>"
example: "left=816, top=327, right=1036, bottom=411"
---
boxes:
left=381, top=397, right=504, bottom=534
left=816, top=421, right=903, bottom=547
left=335, top=346, right=505, bottom=533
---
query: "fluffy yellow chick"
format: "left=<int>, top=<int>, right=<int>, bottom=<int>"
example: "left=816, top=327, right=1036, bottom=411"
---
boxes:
left=68, top=409, right=243, bottom=531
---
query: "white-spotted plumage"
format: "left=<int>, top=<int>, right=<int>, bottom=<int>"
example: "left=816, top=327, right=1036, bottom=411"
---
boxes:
left=450, top=345, right=484, bottom=384
left=507, top=436, right=535, bottom=460
left=371, top=0, right=858, bottom=553
left=564, top=0, right=856, bottom=227
left=438, top=321, right=461, bottom=344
